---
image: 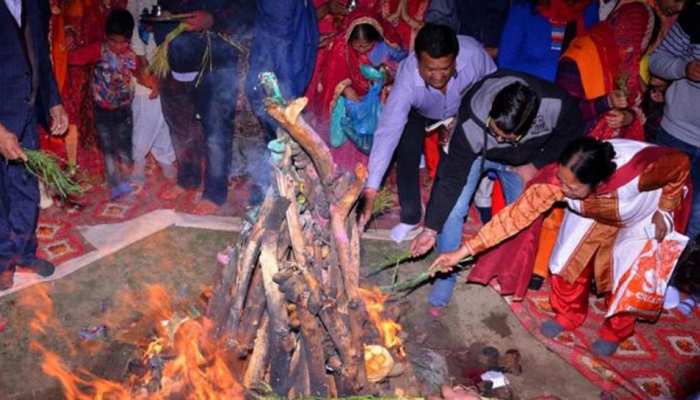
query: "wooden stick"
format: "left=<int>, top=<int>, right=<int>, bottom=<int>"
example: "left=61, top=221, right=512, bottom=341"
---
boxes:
left=243, top=313, right=270, bottom=388
left=206, top=246, right=239, bottom=337
left=224, top=192, right=275, bottom=333
left=232, top=267, right=267, bottom=357
left=259, top=220, right=293, bottom=395
left=265, top=98, right=337, bottom=186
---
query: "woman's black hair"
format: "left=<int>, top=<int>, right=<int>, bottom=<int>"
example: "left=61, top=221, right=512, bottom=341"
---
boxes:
left=488, top=82, right=541, bottom=138
left=414, top=23, right=459, bottom=59
left=349, top=23, right=382, bottom=43
left=558, top=137, right=617, bottom=187
left=106, top=9, right=134, bottom=38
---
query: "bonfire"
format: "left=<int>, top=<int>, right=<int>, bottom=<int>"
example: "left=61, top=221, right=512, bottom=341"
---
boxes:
left=22, top=73, right=416, bottom=399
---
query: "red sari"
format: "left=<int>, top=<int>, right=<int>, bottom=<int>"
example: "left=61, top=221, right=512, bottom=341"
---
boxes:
left=560, top=2, right=657, bottom=141
left=306, top=9, right=403, bottom=172
left=381, top=0, right=428, bottom=50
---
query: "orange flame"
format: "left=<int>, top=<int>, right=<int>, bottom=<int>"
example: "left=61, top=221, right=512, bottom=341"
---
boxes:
left=21, top=283, right=243, bottom=399
left=358, top=287, right=405, bottom=357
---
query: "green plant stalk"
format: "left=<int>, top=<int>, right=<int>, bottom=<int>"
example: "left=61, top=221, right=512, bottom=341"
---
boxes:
left=24, top=149, right=83, bottom=199
left=150, top=23, right=189, bottom=78
left=365, top=250, right=412, bottom=277
left=372, top=187, right=394, bottom=217
left=380, top=256, right=474, bottom=293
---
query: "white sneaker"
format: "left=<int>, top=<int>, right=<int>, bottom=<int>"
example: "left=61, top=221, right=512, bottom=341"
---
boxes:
left=664, top=285, right=681, bottom=310
left=390, top=222, right=419, bottom=243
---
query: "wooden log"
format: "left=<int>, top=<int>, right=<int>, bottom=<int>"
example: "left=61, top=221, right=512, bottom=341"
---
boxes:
left=206, top=246, right=239, bottom=337
left=297, top=309, right=332, bottom=397
left=243, top=314, right=270, bottom=388
left=329, top=163, right=367, bottom=299
left=231, top=266, right=266, bottom=357
left=223, top=193, right=274, bottom=334
left=259, top=219, right=294, bottom=395
left=265, top=98, right=336, bottom=186
left=288, top=337, right=310, bottom=398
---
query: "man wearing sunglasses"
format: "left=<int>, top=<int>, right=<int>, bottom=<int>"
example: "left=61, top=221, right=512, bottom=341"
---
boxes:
left=410, top=69, right=585, bottom=312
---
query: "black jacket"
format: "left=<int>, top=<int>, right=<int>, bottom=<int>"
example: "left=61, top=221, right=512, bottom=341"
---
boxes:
left=0, top=0, right=60, bottom=133
left=424, top=70, right=584, bottom=231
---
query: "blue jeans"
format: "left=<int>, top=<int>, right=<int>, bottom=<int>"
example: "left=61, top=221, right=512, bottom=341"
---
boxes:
left=655, top=128, right=700, bottom=240
left=94, top=106, right=133, bottom=188
left=167, top=32, right=240, bottom=205
left=428, top=158, right=524, bottom=307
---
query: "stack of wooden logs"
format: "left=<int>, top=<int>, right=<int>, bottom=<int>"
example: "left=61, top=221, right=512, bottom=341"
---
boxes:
left=205, top=92, right=370, bottom=397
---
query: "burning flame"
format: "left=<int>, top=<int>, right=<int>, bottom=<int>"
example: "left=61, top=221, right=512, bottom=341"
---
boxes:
left=358, top=287, right=405, bottom=357
left=20, top=284, right=244, bottom=399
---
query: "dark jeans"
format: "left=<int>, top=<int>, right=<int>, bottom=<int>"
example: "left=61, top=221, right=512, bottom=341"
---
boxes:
left=168, top=32, right=239, bottom=205
left=396, top=111, right=436, bottom=225
left=160, top=76, right=204, bottom=189
left=94, top=105, right=133, bottom=188
left=0, top=112, right=39, bottom=270
left=655, top=128, right=700, bottom=239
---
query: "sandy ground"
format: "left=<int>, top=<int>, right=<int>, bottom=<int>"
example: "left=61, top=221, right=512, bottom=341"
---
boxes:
left=0, top=227, right=600, bottom=399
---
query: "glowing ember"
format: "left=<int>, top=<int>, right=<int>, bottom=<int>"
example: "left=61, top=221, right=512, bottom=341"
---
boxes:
left=358, top=287, right=406, bottom=357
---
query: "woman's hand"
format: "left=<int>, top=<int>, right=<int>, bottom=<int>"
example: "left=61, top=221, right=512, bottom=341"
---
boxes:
left=608, top=90, right=628, bottom=109
left=605, top=109, right=634, bottom=129
left=428, top=245, right=472, bottom=277
left=343, top=86, right=361, bottom=102
left=652, top=210, right=670, bottom=241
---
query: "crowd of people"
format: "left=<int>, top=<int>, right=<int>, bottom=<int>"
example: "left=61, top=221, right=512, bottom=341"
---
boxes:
left=0, top=0, right=698, bottom=359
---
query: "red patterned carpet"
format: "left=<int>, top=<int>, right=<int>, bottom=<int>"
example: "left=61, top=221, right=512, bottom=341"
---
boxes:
left=510, top=281, right=700, bottom=400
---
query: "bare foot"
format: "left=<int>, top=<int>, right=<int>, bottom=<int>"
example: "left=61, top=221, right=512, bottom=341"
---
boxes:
left=160, top=185, right=187, bottom=201
left=192, top=199, right=220, bottom=215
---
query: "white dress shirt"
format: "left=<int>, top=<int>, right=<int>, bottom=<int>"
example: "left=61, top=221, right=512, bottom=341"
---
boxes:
left=4, top=0, right=22, bottom=26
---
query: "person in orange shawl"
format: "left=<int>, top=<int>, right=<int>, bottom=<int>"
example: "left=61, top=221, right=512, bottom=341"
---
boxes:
left=429, top=137, right=691, bottom=356
left=555, top=2, right=661, bottom=141
left=306, top=8, right=406, bottom=172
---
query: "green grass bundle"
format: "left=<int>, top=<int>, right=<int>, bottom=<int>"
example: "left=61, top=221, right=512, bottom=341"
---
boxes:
left=372, top=188, right=394, bottom=217
left=24, top=149, right=83, bottom=199
left=150, top=23, right=189, bottom=78
left=380, top=256, right=474, bottom=294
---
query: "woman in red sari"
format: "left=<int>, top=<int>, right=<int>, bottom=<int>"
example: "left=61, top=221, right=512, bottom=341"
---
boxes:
left=306, top=8, right=406, bottom=172
left=555, top=2, right=661, bottom=141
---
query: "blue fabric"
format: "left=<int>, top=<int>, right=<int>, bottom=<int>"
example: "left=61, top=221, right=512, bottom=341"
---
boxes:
left=655, top=128, right=700, bottom=239
left=497, top=1, right=598, bottom=82
left=368, top=41, right=408, bottom=66
left=428, top=158, right=524, bottom=307
left=330, top=65, right=385, bottom=154
left=245, top=0, right=319, bottom=142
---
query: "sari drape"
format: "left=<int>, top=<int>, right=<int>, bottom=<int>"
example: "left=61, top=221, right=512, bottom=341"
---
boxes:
left=560, top=2, right=656, bottom=141
left=306, top=8, right=404, bottom=171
